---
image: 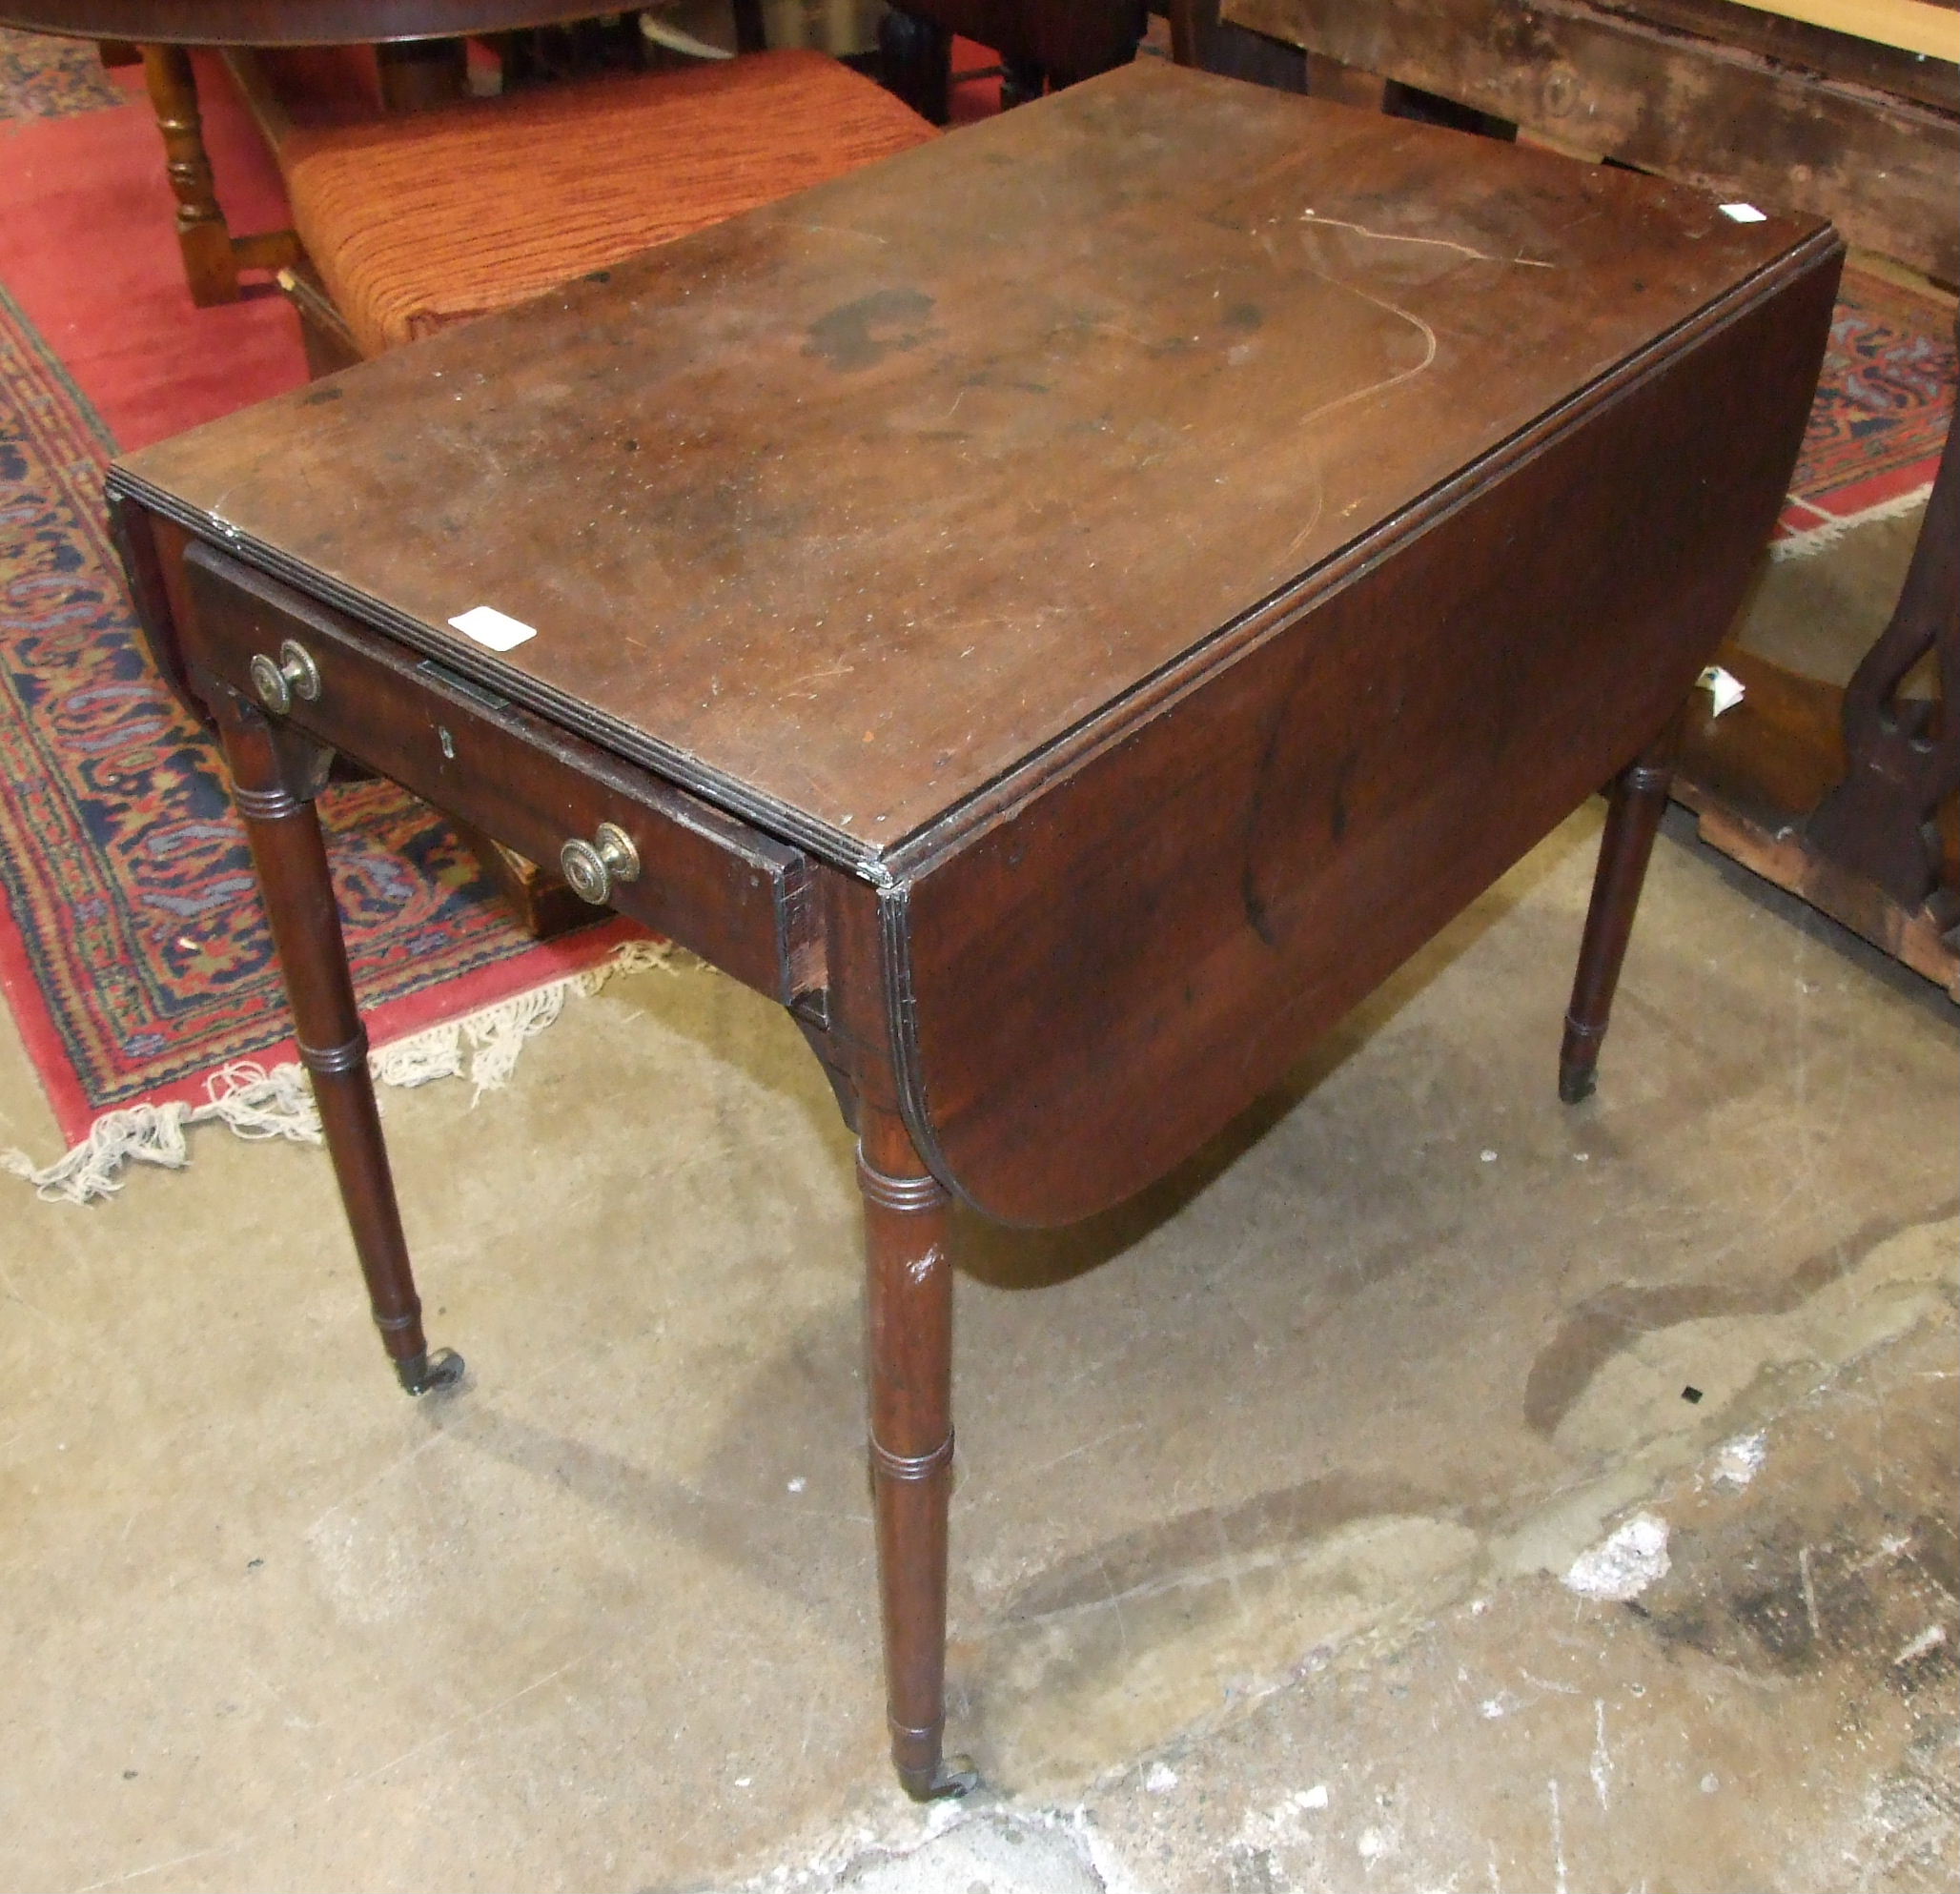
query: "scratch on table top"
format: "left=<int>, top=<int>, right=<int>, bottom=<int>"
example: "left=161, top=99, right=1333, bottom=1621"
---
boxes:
left=1289, top=269, right=1440, bottom=438
left=1280, top=463, right=1327, bottom=562
left=1300, top=209, right=1556, bottom=270
left=1221, top=145, right=1319, bottom=211
left=794, top=221, right=889, bottom=247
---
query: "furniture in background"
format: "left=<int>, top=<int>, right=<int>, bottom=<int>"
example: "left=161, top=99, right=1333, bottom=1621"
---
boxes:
left=0, top=4, right=679, bottom=306
left=1, top=2, right=1153, bottom=308
left=877, top=0, right=1149, bottom=118
left=1165, top=0, right=1305, bottom=87
left=255, top=0, right=1112, bottom=366
left=1223, top=0, right=1957, bottom=281
left=265, top=44, right=935, bottom=368
left=1672, top=349, right=1957, bottom=997
left=110, top=60, right=1839, bottom=1802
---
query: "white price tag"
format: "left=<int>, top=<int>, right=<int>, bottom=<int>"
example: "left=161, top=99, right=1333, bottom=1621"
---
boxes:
left=447, top=605, right=537, bottom=652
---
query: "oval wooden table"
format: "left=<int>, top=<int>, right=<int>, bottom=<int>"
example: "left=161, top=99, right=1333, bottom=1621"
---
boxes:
left=0, top=2, right=1170, bottom=304
left=107, top=62, right=1841, bottom=1802
left=0, top=0, right=770, bottom=304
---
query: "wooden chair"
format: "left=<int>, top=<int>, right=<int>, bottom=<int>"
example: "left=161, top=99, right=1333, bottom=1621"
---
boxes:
left=1672, top=325, right=1958, bottom=997
left=267, top=39, right=939, bottom=373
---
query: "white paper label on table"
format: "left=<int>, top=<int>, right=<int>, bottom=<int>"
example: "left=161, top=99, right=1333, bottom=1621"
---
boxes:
left=448, top=605, right=537, bottom=651
left=1719, top=203, right=1768, bottom=223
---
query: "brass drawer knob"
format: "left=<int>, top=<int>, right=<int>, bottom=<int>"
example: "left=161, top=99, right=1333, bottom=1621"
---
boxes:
left=560, top=822, right=640, bottom=906
left=249, top=639, right=320, bottom=716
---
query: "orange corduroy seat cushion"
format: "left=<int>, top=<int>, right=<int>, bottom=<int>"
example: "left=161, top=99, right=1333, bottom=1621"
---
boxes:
left=282, top=50, right=938, bottom=357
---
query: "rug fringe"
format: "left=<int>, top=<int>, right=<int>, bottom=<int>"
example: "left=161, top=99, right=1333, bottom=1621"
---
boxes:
left=3, top=938, right=678, bottom=1205
left=1772, top=481, right=1932, bottom=560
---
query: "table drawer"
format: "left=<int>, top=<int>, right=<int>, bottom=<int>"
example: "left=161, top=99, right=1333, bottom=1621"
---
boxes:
left=181, top=541, right=821, bottom=1008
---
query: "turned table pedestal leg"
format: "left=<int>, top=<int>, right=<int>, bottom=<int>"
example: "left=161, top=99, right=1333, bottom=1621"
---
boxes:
left=139, top=44, right=302, bottom=306
left=217, top=701, right=462, bottom=1396
left=1560, top=716, right=1684, bottom=1104
left=140, top=44, right=238, bottom=307
left=856, top=1105, right=976, bottom=1801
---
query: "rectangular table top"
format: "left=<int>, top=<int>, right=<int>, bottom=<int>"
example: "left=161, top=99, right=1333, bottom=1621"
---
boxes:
left=115, top=59, right=1826, bottom=871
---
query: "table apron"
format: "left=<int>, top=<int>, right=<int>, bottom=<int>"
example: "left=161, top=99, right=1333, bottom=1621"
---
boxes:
left=178, top=540, right=822, bottom=1010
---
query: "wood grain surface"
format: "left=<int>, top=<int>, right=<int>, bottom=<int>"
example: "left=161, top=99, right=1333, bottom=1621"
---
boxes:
left=890, top=251, right=1839, bottom=1223
left=115, top=61, right=1827, bottom=867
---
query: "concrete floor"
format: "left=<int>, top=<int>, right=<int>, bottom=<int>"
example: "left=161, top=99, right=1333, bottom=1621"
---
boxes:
left=1, top=511, right=1954, bottom=1892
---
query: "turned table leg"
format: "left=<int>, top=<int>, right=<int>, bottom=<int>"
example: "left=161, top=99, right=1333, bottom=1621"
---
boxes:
left=216, top=699, right=462, bottom=1396
left=856, top=1105, right=976, bottom=1801
left=1560, top=716, right=1684, bottom=1104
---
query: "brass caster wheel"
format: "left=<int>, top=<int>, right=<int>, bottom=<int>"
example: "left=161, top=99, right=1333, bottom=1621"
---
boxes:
left=900, top=1753, right=980, bottom=1802
left=396, top=1346, right=466, bottom=1395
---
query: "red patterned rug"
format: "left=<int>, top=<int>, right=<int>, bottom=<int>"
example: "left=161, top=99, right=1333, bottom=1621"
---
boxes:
left=0, top=38, right=641, bottom=1189
left=1774, top=268, right=1954, bottom=553
left=0, top=274, right=641, bottom=1161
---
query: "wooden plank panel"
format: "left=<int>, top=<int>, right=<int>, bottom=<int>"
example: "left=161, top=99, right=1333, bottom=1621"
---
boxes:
left=1715, top=0, right=1958, bottom=62
left=1230, top=0, right=1959, bottom=279
left=1593, top=0, right=1956, bottom=111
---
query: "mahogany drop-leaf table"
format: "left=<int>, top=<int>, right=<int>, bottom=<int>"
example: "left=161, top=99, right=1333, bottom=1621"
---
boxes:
left=107, top=61, right=1840, bottom=1800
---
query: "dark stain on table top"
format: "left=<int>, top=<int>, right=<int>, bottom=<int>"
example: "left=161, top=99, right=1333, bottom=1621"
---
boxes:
left=116, top=59, right=1825, bottom=871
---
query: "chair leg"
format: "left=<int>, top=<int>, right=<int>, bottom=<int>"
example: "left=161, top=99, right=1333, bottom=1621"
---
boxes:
left=275, top=260, right=365, bottom=377
left=376, top=37, right=469, bottom=112
left=731, top=0, right=767, bottom=56
left=141, top=44, right=238, bottom=307
left=857, top=1105, right=976, bottom=1802
left=877, top=6, right=952, bottom=124
left=216, top=699, right=462, bottom=1397
left=999, top=58, right=1046, bottom=108
left=1560, top=716, right=1684, bottom=1104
